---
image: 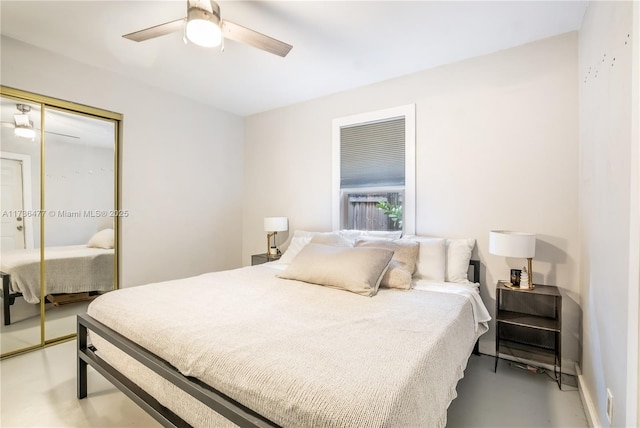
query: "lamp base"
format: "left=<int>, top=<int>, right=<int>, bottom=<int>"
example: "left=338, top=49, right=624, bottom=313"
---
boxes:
left=267, top=231, right=279, bottom=256
left=526, top=257, right=535, bottom=290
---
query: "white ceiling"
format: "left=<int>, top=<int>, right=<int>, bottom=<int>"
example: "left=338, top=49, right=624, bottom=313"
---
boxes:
left=1, top=1, right=588, bottom=117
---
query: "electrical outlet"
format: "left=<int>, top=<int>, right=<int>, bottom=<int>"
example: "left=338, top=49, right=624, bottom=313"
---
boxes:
left=606, top=388, right=613, bottom=424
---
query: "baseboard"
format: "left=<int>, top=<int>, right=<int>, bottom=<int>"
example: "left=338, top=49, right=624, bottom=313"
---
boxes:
left=575, top=363, right=602, bottom=428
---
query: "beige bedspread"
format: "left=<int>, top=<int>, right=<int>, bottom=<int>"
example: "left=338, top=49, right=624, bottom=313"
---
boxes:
left=1, top=245, right=114, bottom=303
left=88, top=264, right=488, bottom=428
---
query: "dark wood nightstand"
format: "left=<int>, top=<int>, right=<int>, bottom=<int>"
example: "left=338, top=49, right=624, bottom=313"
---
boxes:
left=251, top=253, right=281, bottom=266
left=495, top=281, right=562, bottom=388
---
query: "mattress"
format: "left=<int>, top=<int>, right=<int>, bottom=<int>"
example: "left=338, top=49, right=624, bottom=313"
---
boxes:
left=87, top=263, right=489, bottom=428
left=1, top=245, right=114, bottom=303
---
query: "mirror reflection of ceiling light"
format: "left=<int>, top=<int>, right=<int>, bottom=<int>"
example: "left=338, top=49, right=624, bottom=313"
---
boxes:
left=14, top=105, right=36, bottom=139
left=14, top=124, right=36, bottom=139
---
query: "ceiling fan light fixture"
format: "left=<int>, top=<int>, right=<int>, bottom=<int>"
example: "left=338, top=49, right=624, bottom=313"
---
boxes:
left=122, top=0, right=292, bottom=57
left=186, top=7, right=222, bottom=48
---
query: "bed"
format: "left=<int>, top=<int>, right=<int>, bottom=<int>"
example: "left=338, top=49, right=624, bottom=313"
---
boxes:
left=78, top=232, right=491, bottom=428
left=1, top=244, right=114, bottom=325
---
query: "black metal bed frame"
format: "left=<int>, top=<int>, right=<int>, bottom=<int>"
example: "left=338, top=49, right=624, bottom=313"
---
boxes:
left=77, top=260, right=481, bottom=428
left=1, top=272, right=23, bottom=326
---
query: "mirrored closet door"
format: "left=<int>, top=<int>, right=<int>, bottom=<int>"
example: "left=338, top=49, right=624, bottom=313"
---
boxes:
left=43, top=107, right=118, bottom=342
left=0, top=87, right=121, bottom=358
left=0, top=97, right=43, bottom=355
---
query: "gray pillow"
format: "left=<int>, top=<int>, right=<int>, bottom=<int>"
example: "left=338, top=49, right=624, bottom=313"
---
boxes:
left=355, top=239, right=420, bottom=290
left=277, top=243, right=394, bottom=296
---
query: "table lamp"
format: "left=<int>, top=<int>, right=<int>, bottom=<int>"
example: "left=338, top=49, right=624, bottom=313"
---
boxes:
left=489, top=230, right=536, bottom=289
left=264, top=217, right=288, bottom=257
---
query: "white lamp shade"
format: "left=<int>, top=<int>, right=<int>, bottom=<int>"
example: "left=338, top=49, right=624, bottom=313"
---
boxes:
left=489, top=230, right=536, bottom=258
left=264, top=217, right=288, bottom=232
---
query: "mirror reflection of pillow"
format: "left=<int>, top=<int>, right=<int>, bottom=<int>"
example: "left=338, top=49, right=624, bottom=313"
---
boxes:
left=87, top=228, right=114, bottom=249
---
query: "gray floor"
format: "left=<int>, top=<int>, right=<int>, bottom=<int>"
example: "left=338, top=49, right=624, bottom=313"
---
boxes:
left=449, top=355, right=588, bottom=428
left=0, top=342, right=588, bottom=427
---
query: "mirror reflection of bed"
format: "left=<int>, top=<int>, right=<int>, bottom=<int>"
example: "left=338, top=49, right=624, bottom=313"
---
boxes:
left=0, top=92, right=118, bottom=356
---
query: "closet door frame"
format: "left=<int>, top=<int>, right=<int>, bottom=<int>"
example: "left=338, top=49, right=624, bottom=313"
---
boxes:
left=0, top=85, right=122, bottom=359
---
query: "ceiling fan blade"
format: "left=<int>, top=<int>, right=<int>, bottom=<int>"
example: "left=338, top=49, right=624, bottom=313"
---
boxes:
left=1, top=122, right=15, bottom=129
left=221, top=20, right=292, bottom=57
left=122, top=18, right=186, bottom=42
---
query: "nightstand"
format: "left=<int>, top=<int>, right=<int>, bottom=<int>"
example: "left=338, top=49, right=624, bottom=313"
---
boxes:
left=251, top=253, right=281, bottom=266
left=495, top=281, right=562, bottom=388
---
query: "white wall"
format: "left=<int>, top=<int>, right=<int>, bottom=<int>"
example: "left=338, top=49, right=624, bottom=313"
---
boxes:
left=579, top=2, right=638, bottom=426
left=44, top=140, right=113, bottom=247
left=1, top=36, right=245, bottom=287
left=244, top=33, right=581, bottom=366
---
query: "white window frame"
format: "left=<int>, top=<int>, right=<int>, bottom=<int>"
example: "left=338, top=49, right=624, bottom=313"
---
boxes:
left=331, top=104, right=416, bottom=235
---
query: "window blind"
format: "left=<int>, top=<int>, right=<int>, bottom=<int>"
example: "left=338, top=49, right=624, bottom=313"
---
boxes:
left=340, top=117, right=405, bottom=188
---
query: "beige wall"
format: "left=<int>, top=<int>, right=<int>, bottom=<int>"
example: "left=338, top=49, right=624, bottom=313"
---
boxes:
left=1, top=36, right=245, bottom=287
left=579, top=1, right=638, bottom=426
left=244, top=33, right=581, bottom=365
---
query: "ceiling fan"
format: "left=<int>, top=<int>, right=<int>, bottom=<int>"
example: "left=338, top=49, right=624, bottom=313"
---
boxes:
left=122, top=0, right=293, bottom=57
left=0, top=104, right=79, bottom=140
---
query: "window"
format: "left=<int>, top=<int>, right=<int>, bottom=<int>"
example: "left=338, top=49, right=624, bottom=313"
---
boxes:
left=332, top=105, right=415, bottom=234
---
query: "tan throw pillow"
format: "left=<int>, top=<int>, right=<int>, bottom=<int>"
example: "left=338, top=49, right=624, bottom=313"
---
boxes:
left=277, top=243, right=394, bottom=296
left=355, top=239, right=420, bottom=290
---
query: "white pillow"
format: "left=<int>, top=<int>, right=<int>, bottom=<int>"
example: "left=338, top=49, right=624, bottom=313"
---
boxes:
left=445, top=238, right=476, bottom=283
left=277, top=243, right=394, bottom=296
left=362, top=230, right=403, bottom=240
left=310, top=233, right=353, bottom=247
left=289, top=230, right=318, bottom=239
left=338, top=229, right=364, bottom=244
left=278, top=236, right=312, bottom=264
left=278, top=230, right=401, bottom=264
left=278, top=230, right=343, bottom=264
left=339, top=229, right=403, bottom=245
left=87, top=228, right=114, bottom=249
left=402, top=236, right=446, bottom=281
